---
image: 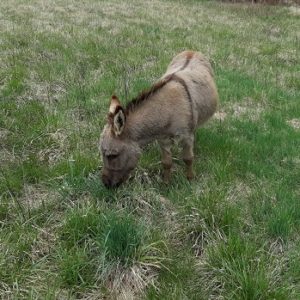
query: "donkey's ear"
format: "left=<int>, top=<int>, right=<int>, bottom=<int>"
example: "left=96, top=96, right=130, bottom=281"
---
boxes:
left=113, top=107, right=126, bottom=136
left=108, top=95, right=125, bottom=135
left=109, top=95, right=122, bottom=114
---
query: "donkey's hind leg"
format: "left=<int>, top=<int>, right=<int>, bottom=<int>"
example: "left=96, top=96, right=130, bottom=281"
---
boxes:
left=159, top=139, right=173, bottom=183
left=181, top=134, right=195, bottom=180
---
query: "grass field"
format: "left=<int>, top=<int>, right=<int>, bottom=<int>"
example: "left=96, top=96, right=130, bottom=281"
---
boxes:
left=0, top=0, right=300, bottom=299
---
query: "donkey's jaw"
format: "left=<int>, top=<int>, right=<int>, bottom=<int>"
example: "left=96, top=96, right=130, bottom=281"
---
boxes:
left=101, top=169, right=132, bottom=188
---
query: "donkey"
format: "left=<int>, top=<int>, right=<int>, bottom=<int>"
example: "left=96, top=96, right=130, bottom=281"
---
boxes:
left=100, top=51, right=219, bottom=188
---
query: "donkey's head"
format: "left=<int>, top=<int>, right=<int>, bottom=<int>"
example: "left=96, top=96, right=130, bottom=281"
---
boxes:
left=100, top=95, right=140, bottom=188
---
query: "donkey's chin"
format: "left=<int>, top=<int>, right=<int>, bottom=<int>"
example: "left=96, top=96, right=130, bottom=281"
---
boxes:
left=101, top=172, right=131, bottom=189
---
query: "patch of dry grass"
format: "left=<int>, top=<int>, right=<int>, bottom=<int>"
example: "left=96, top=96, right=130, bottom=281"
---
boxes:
left=287, top=118, right=300, bottom=129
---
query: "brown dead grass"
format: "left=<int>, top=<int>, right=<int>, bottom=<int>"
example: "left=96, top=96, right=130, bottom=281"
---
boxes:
left=0, top=128, right=9, bottom=140
left=0, top=149, right=16, bottom=165
left=21, top=184, right=59, bottom=209
left=232, top=102, right=263, bottom=120
left=287, top=118, right=300, bottom=129
left=23, top=80, right=66, bottom=106
left=37, top=129, right=68, bottom=165
left=108, top=264, right=158, bottom=300
left=289, top=6, right=300, bottom=15
left=30, top=225, right=57, bottom=262
left=233, top=98, right=264, bottom=120
left=214, top=111, right=228, bottom=122
left=226, top=180, right=252, bottom=204
left=213, top=98, right=264, bottom=123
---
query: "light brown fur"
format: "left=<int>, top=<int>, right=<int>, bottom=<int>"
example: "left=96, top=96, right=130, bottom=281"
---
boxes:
left=100, top=51, right=219, bottom=187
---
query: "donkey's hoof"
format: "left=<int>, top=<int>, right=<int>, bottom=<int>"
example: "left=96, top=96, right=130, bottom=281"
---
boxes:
left=186, top=172, right=194, bottom=181
left=162, top=175, right=171, bottom=184
left=162, top=171, right=171, bottom=184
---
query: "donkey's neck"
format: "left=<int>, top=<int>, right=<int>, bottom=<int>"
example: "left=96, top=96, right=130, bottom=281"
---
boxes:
left=125, top=101, right=171, bottom=147
left=123, top=76, right=174, bottom=147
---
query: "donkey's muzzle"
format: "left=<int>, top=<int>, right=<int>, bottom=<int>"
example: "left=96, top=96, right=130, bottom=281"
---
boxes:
left=102, top=173, right=120, bottom=188
left=101, top=171, right=124, bottom=188
left=102, top=173, right=112, bottom=188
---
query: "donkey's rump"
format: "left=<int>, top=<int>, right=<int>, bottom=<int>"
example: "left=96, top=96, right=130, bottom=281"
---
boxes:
left=163, top=51, right=218, bottom=128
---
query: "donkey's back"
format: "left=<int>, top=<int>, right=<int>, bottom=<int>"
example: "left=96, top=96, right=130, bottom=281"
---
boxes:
left=163, top=51, right=218, bottom=129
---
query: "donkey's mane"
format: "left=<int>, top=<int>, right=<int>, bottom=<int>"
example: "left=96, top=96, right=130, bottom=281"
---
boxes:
left=125, top=52, right=197, bottom=114
left=125, top=75, right=173, bottom=114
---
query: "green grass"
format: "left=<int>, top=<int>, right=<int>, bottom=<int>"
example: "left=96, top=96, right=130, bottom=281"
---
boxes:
left=60, top=208, right=143, bottom=267
left=0, top=0, right=299, bottom=298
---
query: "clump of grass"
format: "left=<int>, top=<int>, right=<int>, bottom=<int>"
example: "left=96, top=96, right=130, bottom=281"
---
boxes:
left=267, top=208, right=293, bottom=241
left=58, top=247, right=94, bottom=288
left=102, top=213, right=141, bottom=266
left=60, top=207, right=142, bottom=266
left=199, top=233, right=288, bottom=299
left=57, top=205, right=168, bottom=296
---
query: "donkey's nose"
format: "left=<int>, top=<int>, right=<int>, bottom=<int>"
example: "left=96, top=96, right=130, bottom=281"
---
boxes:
left=102, top=173, right=112, bottom=188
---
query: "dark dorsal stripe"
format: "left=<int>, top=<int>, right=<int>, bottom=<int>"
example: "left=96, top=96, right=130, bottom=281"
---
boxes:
left=172, top=74, right=194, bottom=131
left=171, top=52, right=195, bottom=130
left=179, top=52, right=194, bottom=72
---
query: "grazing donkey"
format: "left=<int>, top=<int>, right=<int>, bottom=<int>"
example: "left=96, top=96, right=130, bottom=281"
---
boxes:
left=100, top=51, right=219, bottom=187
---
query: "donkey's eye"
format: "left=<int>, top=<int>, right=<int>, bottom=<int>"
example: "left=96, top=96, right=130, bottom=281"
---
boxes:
left=107, top=154, right=118, bottom=160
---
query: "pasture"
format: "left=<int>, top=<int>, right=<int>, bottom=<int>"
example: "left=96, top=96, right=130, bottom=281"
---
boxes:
left=0, top=0, right=299, bottom=299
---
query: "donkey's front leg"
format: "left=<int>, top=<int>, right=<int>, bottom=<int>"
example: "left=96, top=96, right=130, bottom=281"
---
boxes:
left=181, top=135, right=195, bottom=180
left=159, top=139, right=173, bottom=183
